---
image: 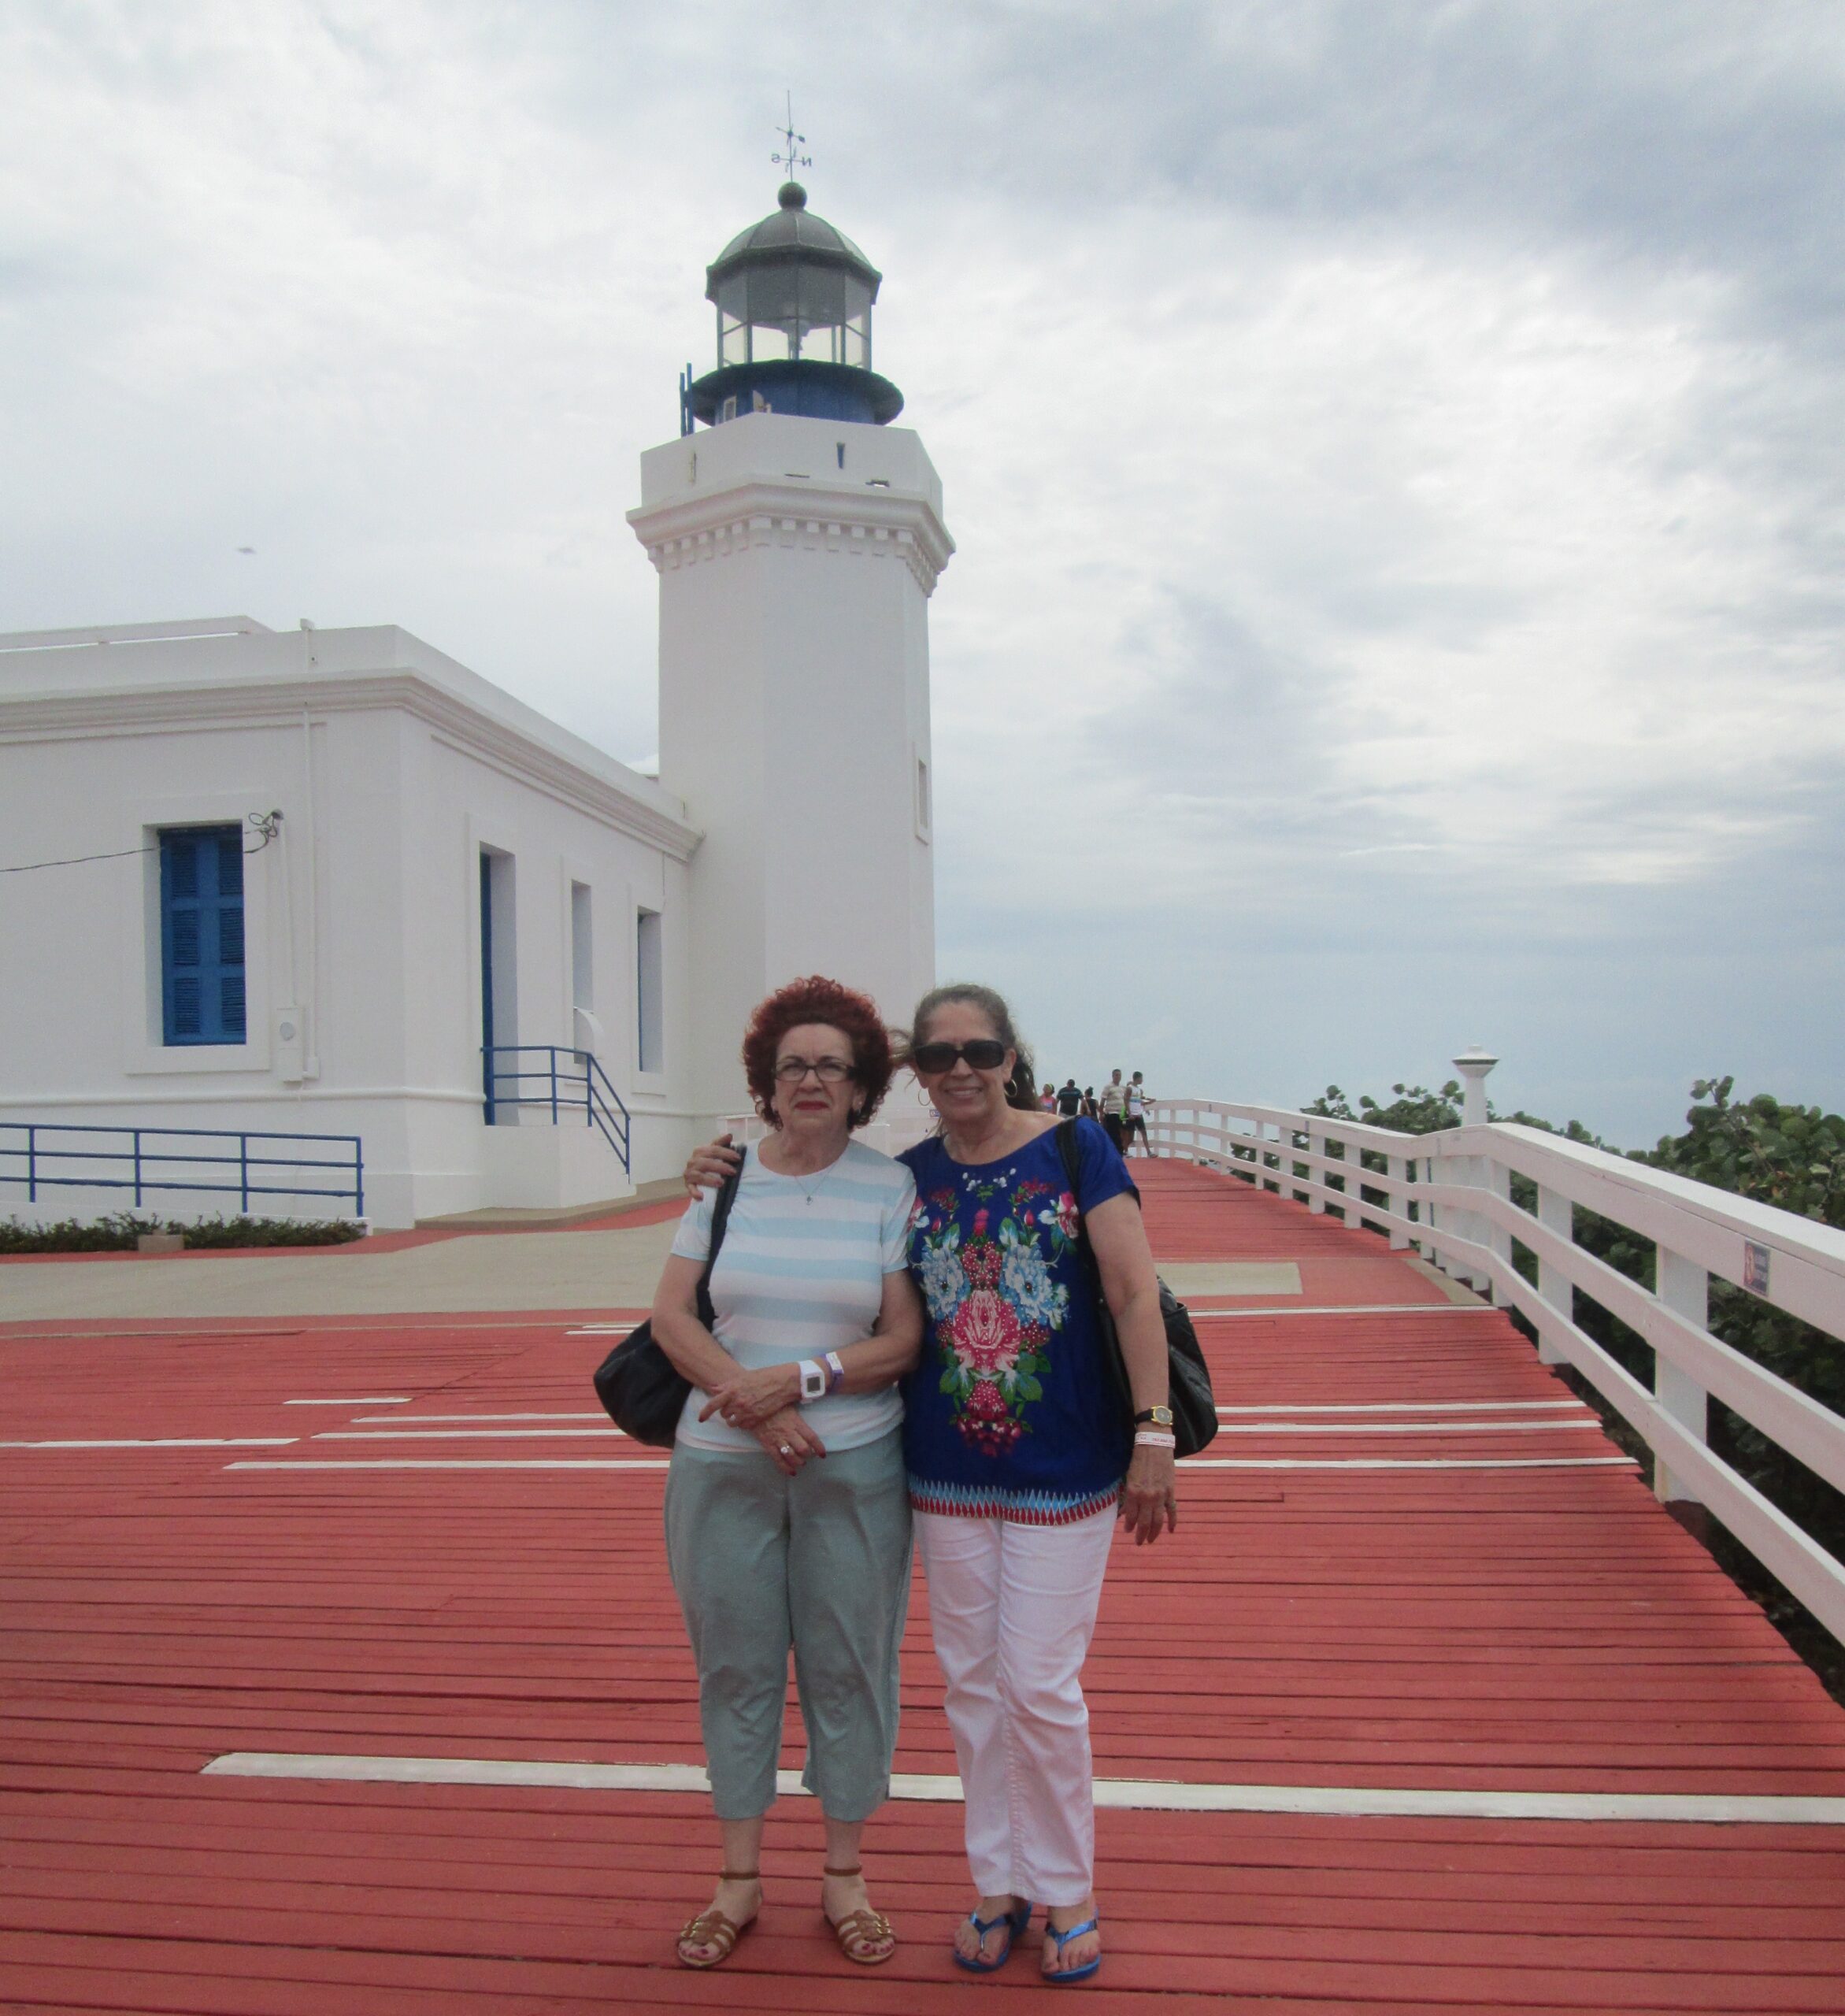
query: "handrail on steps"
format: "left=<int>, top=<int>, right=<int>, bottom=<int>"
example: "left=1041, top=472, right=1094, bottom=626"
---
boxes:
left=482, top=1045, right=631, bottom=1176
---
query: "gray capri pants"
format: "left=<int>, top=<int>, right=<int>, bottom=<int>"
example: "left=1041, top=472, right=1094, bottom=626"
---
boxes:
left=665, top=1425, right=912, bottom=1821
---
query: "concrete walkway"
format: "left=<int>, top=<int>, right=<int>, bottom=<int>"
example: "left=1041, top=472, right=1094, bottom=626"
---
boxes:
left=0, top=1224, right=1302, bottom=1322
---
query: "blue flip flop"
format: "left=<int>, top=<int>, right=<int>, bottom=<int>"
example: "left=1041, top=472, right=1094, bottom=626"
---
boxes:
left=1043, top=1914, right=1102, bottom=1984
left=953, top=1899, right=1032, bottom=1973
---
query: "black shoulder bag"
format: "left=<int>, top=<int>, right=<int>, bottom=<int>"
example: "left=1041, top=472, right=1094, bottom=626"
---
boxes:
left=1054, top=1119, right=1218, bottom=1457
left=591, top=1161, right=743, bottom=1447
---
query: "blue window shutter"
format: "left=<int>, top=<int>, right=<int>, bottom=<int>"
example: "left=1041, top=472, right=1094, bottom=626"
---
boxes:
left=161, top=825, right=246, bottom=1045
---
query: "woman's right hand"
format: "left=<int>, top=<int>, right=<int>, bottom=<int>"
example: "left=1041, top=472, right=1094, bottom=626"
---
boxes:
left=754, top=1405, right=826, bottom=1476
left=684, top=1132, right=744, bottom=1199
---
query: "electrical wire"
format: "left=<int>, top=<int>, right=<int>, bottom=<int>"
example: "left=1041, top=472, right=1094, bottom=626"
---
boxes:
left=1, top=810, right=281, bottom=875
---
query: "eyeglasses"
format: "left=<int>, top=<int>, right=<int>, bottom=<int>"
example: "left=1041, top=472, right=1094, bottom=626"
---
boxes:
left=910, top=1039, right=1008, bottom=1074
left=774, top=1057, right=855, bottom=1084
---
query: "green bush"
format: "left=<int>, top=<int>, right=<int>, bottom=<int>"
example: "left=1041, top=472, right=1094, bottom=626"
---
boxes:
left=0, top=1210, right=365, bottom=1254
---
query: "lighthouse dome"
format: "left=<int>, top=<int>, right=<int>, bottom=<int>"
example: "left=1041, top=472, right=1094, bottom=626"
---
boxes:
left=709, top=183, right=880, bottom=281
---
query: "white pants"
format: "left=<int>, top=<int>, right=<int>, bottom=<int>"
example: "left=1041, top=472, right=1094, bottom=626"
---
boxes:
left=915, top=1506, right=1116, bottom=1907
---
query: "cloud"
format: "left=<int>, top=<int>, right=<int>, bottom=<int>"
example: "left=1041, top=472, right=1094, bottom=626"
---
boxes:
left=2, top=0, right=1840, bottom=1142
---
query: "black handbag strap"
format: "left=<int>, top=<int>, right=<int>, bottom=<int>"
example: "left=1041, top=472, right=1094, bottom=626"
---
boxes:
left=1055, top=1119, right=1136, bottom=1416
left=693, top=1155, right=745, bottom=1327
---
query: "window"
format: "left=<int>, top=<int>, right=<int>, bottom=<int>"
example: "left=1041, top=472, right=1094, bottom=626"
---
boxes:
left=636, top=907, right=664, bottom=1074
left=570, top=880, right=594, bottom=1050
left=160, top=825, right=246, bottom=1045
left=914, top=754, right=932, bottom=841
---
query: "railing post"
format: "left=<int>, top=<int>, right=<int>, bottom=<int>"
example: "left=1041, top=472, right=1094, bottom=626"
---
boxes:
left=1307, top=1128, right=1326, bottom=1214
left=132, top=1129, right=143, bottom=1210
left=550, top=1048, right=560, bottom=1125
left=1654, top=1247, right=1710, bottom=1506
left=1447, top=1047, right=1499, bottom=1292
left=27, top=1124, right=36, bottom=1205
left=1534, top=1184, right=1572, bottom=1364
left=1483, top=1156, right=1513, bottom=1302
left=354, top=1140, right=365, bottom=1220
left=1385, top=1154, right=1408, bottom=1247
left=239, top=1134, right=250, bottom=1214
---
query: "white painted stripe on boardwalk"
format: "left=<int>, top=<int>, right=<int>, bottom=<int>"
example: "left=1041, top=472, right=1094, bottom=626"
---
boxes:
left=1183, top=1456, right=1636, bottom=1471
left=565, top=1325, right=638, bottom=1336
left=1213, top=1419, right=1602, bottom=1436
left=351, top=1412, right=609, bottom=1423
left=315, top=1420, right=1600, bottom=1443
left=226, top=1458, right=671, bottom=1471
left=313, top=1429, right=620, bottom=1440
left=223, top=1455, right=1637, bottom=1476
left=2, top=1436, right=298, bottom=1450
left=1191, top=1304, right=1481, bottom=1319
left=283, top=1398, right=413, bottom=1407
left=1217, top=1401, right=1589, bottom=1415
left=202, top=1751, right=1845, bottom=1825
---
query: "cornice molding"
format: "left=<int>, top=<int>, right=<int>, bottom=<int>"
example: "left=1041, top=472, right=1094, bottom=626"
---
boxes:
left=628, top=478, right=954, bottom=597
left=0, top=672, right=703, bottom=863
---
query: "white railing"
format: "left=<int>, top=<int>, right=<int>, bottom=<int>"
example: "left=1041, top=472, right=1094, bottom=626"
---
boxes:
left=1147, top=1095, right=1845, bottom=1645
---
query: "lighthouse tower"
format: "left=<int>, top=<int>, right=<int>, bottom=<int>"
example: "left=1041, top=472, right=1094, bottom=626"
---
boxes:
left=630, top=183, right=953, bottom=1132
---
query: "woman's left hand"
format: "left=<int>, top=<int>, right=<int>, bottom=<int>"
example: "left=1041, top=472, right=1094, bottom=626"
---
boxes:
left=1119, top=1443, right=1178, bottom=1546
left=699, top=1363, right=799, bottom=1429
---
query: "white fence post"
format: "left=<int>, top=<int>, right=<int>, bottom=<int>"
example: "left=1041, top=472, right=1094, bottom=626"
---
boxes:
left=1654, top=1247, right=1710, bottom=1506
left=1307, top=1128, right=1326, bottom=1214
left=1451, top=1047, right=1499, bottom=1292
left=1484, top=1156, right=1513, bottom=1303
left=1386, top=1154, right=1410, bottom=1247
left=1534, top=1184, right=1572, bottom=1364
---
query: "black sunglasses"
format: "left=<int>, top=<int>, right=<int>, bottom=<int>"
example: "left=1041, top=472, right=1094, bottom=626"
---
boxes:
left=911, top=1039, right=1008, bottom=1074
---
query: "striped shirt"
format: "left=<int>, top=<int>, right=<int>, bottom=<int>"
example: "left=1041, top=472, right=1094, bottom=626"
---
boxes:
left=669, top=1139, right=918, bottom=1454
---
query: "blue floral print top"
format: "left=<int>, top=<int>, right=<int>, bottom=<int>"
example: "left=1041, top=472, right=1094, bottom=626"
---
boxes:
left=898, top=1118, right=1136, bottom=1524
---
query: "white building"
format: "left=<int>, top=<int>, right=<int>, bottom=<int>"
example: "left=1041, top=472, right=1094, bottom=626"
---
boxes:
left=0, top=182, right=950, bottom=1228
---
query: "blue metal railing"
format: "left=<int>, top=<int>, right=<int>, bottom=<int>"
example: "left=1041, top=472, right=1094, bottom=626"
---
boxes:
left=482, top=1046, right=632, bottom=1174
left=0, top=1121, right=365, bottom=1218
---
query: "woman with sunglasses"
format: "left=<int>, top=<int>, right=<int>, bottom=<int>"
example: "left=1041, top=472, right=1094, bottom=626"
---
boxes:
left=687, top=980, right=1176, bottom=1983
left=652, top=976, right=924, bottom=1970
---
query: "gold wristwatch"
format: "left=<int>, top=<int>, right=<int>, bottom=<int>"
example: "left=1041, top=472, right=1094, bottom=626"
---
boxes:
left=1134, top=1406, right=1174, bottom=1429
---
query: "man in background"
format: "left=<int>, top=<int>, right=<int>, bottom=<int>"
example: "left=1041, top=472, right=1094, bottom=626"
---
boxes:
left=1099, top=1069, right=1128, bottom=1150
left=1124, top=1070, right=1151, bottom=1157
left=1055, top=1077, right=1083, bottom=1117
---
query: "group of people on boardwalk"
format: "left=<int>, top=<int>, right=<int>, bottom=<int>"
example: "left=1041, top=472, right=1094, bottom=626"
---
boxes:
left=1039, top=1068, right=1154, bottom=1155
left=648, top=976, right=1179, bottom=1984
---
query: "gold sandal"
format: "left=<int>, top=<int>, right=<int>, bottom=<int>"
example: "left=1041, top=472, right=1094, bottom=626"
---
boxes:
left=676, top=1869, right=760, bottom=1970
left=823, top=1862, right=896, bottom=1966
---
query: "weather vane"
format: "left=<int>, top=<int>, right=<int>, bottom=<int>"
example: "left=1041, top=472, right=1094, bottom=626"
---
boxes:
left=771, top=91, right=810, bottom=179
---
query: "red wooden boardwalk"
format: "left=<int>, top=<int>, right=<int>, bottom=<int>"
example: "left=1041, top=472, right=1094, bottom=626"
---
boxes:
left=4, top=1160, right=1844, bottom=2011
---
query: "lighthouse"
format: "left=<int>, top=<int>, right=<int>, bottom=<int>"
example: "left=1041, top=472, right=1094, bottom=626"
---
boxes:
left=630, top=182, right=953, bottom=1134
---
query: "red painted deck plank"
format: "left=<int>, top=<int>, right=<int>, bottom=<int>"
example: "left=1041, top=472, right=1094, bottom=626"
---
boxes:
left=2, top=1159, right=1843, bottom=2012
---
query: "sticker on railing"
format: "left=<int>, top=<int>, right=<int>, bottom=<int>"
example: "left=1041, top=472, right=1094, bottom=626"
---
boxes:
left=1743, top=1240, right=1771, bottom=1295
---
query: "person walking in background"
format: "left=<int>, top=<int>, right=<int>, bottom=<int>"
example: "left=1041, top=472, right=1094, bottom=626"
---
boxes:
left=1081, top=1085, right=1099, bottom=1121
left=1098, top=1069, right=1128, bottom=1151
left=1055, top=1077, right=1082, bottom=1118
left=1039, top=1082, right=1058, bottom=1112
left=1123, top=1072, right=1151, bottom=1158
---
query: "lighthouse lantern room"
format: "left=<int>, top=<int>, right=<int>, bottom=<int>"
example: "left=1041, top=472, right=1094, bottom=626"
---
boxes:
left=688, top=182, right=905, bottom=428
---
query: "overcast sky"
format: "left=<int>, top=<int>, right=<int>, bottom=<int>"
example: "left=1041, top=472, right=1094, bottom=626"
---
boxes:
left=4, top=1, right=1841, bottom=1145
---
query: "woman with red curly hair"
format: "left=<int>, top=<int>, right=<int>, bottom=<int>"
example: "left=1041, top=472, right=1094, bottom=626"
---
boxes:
left=650, top=976, right=924, bottom=1971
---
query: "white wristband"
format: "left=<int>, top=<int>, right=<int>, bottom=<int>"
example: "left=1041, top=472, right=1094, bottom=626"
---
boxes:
left=797, top=1358, right=828, bottom=1404
left=1134, top=1430, right=1177, bottom=1449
